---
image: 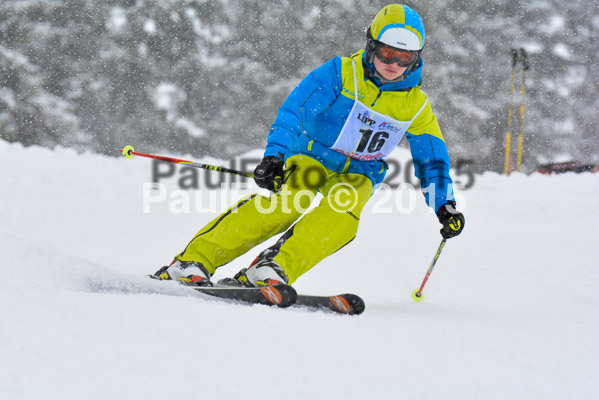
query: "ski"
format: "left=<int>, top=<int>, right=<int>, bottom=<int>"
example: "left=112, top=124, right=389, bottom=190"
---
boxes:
left=294, top=293, right=365, bottom=315
left=150, top=275, right=364, bottom=314
left=192, top=285, right=364, bottom=315
left=190, top=283, right=297, bottom=308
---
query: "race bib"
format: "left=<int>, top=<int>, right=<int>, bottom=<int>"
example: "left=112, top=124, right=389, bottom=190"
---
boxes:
left=331, top=60, right=427, bottom=161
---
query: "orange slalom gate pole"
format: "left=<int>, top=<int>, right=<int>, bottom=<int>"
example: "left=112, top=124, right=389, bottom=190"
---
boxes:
left=504, top=48, right=519, bottom=175
left=516, top=48, right=529, bottom=173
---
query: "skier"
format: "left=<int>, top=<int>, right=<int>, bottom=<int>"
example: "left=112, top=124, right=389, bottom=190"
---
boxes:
left=153, top=4, right=465, bottom=288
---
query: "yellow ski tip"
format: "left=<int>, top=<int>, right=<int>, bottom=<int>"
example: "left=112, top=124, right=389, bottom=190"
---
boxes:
left=121, top=145, right=135, bottom=159
left=412, top=289, right=424, bottom=302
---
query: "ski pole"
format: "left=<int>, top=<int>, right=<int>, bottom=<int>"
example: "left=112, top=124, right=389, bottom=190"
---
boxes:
left=503, top=48, right=518, bottom=175
left=516, top=48, right=529, bottom=173
left=118, top=145, right=254, bottom=178
left=412, top=238, right=447, bottom=302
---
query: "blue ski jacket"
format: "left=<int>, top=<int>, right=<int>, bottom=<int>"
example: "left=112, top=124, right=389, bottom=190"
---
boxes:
left=264, top=50, right=454, bottom=212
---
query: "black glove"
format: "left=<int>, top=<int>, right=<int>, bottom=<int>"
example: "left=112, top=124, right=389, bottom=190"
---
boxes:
left=254, top=156, right=284, bottom=192
left=437, top=201, right=465, bottom=239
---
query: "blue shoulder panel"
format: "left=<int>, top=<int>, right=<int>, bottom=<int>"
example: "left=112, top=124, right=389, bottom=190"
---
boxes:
left=264, top=57, right=343, bottom=159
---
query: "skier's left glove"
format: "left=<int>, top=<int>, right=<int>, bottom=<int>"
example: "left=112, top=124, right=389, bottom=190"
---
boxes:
left=437, top=201, right=465, bottom=239
left=254, top=156, right=284, bottom=192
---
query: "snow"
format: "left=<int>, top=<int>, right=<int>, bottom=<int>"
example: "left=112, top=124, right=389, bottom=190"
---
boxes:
left=143, top=19, right=157, bottom=34
left=552, top=43, right=571, bottom=60
left=174, top=117, right=207, bottom=139
left=151, top=83, right=186, bottom=111
left=106, top=8, right=127, bottom=33
left=541, top=15, right=566, bottom=35
left=1, top=140, right=598, bottom=399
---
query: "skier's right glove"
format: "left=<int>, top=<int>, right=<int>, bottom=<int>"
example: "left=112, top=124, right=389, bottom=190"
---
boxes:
left=437, top=201, right=465, bottom=239
left=254, top=156, right=284, bottom=192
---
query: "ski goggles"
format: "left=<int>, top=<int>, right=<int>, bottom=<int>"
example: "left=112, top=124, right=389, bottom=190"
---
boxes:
left=374, top=44, right=419, bottom=67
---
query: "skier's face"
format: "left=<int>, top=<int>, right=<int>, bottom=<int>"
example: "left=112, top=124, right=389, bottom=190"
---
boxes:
left=373, top=56, right=408, bottom=81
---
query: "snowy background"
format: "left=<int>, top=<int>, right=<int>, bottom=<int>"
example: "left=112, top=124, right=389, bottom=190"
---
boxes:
left=1, top=141, right=597, bottom=399
left=1, top=1, right=598, bottom=398
left=2, top=0, right=598, bottom=171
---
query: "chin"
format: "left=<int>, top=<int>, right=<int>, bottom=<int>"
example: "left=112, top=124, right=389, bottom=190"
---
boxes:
left=383, top=73, right=401, bottom=80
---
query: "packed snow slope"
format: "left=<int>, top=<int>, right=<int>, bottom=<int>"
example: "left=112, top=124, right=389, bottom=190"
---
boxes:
left=1, top=140, right=597, bottom=400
